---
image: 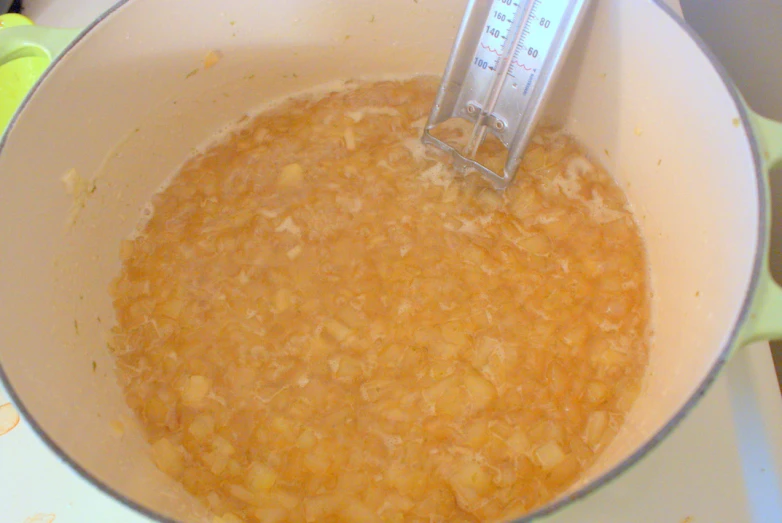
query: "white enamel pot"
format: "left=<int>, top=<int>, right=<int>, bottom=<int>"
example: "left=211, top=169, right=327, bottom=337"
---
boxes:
left=0, top=0, right=781, bottom=522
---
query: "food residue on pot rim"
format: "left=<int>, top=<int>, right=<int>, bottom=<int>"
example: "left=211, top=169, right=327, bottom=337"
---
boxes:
left=204, top=50, right=222, bottom=70
left=185, top=50, right=223, bottom=78
left=110, top=419, right=125, bottom=439
left=23, top=514, right=57, bottom=523
left=61, top=168, right=96, bottom=225
left=0, top=402, right=21, bottom=436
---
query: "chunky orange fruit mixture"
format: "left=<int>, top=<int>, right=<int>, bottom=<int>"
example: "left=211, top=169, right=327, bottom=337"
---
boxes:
left=109, top=77, right=650, bottom=523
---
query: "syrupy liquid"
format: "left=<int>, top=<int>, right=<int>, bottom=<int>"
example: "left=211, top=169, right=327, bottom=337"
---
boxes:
left=109, top=77, right=650, bottom=523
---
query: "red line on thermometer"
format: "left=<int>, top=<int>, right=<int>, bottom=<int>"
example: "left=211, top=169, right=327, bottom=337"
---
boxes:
left=480, top=43, right=533, bottom=71
left=480, top=43, right=502, bottom=55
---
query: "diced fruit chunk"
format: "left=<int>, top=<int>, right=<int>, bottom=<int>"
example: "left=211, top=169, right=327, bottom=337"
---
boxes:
left=534, top=441, right=566, bottom=470
left=181, top=375, right=211, bottom=405
left=248, top=462, right=277, bottom=492
left=278, top=163, right=304, bottom=187
left=151, top=438, right=184, bottom=477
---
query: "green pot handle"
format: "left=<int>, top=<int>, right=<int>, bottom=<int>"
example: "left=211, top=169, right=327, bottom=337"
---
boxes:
left=738, top=110, right=782, bottom=345
left=0, top=14, right=81, bottom=132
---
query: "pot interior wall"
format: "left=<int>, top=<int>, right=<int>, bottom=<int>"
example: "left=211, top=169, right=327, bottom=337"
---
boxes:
left=547, top=0, right=761, bottom=495
left=0, top=0, right=761, bottom=521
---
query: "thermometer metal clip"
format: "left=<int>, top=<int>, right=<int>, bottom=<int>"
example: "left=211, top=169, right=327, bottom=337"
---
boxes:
left=422, top=0, right=592, bottom=189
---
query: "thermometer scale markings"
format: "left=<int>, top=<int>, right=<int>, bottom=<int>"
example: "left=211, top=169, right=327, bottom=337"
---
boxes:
left=473, top=0, right=550, bottom=95
left=422, top=0, right=592, bottom=188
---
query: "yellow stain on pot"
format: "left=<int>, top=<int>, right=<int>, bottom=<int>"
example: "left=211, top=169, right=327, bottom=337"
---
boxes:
left=0, top=402, right=20, bottom=436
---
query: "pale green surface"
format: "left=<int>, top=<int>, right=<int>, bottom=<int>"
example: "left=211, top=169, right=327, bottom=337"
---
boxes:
left=0, top=14, right=79, bottom=132
left=0, top=13, right=34, bottom=30
left=740, top=112, right=782, bottom=345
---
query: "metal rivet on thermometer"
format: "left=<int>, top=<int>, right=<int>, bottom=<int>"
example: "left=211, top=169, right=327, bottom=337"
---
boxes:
left=422, top=0, right=593, bottom=189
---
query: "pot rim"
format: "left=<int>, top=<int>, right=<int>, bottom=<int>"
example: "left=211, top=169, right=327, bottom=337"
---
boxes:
left=0, top=0, right=767, bottom=521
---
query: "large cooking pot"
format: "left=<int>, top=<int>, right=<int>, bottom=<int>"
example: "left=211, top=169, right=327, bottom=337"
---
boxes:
left=1, top=1, right=781, bottom=522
